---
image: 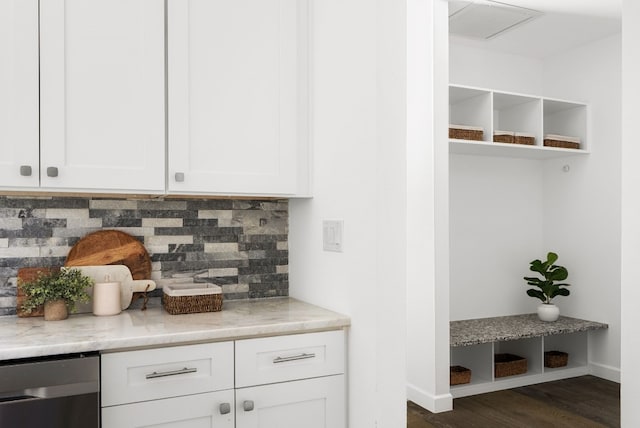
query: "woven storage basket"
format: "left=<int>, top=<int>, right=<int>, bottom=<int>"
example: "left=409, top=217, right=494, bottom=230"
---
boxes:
left=494, top=353, right=527, bottom=378
left=493, top=130, right=515, bottom=144
left=450, top=365, right=472, bottom=385
left=544, top=351, right=569, bottom=368
left=449, top=125, right=484, bottom=141
left=162, top=283, right=223, bottom=315
left=544, top=134, right=580, bottom=149
left=515, top=133, right=535, bottom=145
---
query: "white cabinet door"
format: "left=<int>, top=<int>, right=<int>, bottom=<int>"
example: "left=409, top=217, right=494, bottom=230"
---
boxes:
left=235, top=375, right=345, bottom=428
left=167, top=0, right=308, bottom=196
left=102, top=390, right=235, bottom=428
left=0, top=0, right=39, bottom=188
left=39, top=0, right=165, bottom=193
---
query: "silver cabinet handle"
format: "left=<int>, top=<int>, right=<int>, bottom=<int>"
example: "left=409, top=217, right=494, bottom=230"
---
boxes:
left=46, top=167, right=58, bottom=177
left=219, top=402, right=231, bottom=415
left=175, top=172, right=185, bottom=182
left=243, top=400, right=254, bottom=412
left=20, top=165, right=32, bottom=176
left=273, top=352, right=316, bottom=364
left=145, top=367, right=197, bottom=379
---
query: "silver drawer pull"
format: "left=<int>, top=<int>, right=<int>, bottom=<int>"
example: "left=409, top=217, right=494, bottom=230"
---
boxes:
left=145, top=367, right=197, bottom=379
left=273, top=352, right=316, bottom=364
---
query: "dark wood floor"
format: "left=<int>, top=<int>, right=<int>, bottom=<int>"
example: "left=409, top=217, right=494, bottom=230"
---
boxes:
left=408, top=376, right=620, bottom=428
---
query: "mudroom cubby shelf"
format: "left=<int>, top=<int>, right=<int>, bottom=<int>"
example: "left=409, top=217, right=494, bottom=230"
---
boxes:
left=449, top=314, right=608, bottom=398
left=449, top=84, right=589, bottom=159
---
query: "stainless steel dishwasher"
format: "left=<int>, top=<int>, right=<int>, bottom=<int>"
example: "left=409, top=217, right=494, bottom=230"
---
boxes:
left=0, top=352, right=100, bottom=428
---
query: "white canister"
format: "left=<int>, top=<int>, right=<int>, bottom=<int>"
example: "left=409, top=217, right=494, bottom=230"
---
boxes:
left=93, top=282, right=122, bottom=316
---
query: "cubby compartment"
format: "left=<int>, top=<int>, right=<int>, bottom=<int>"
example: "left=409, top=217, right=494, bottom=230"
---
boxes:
left=493, top=93, right=541, bottom=145
left=449, top=86, right=492, bottom=141
left=495, top=337, right=541, bottom=379
left=543, top=99, right=587, bottom=150
left=450, top=342, right=493, bottom=387
left=543, top=331, right=588, bottom=372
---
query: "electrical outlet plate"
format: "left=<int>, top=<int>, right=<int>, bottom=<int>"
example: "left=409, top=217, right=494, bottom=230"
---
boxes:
left=323, top=220, right=343, bottom=252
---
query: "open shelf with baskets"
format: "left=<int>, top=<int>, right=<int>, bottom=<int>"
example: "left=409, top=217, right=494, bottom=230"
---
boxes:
left=449, top=315, right=607, bottom=398
left=449, top=84, right=589, bottom=159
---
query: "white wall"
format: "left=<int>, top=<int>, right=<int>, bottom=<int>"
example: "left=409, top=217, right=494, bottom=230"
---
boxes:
left=450, top=41, right=543, bottom=95
left=448, top=36, right=621, bottom=378
left=406, top=0, right=452, bottom=414
left=621, top=0, right=640, bottom=425
left=288, top=0, right=408, bottom=426
left=541, top=34, right=621, bottom=380
left=449, top=155, right=545, bottom=320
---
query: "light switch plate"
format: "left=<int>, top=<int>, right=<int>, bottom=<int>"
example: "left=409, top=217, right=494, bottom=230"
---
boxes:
left=323, top=220, right=343, bottom=252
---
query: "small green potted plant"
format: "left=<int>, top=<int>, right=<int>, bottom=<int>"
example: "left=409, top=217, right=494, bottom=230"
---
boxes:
left=523, top=252, right=570, bottom=322
left=20, top=267, right=94, bottom=321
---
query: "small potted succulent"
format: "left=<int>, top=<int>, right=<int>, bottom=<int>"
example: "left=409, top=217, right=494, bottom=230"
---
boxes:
left=523, top=252, right=570, bottom=322
left=20, top=267, right=94, bottom=321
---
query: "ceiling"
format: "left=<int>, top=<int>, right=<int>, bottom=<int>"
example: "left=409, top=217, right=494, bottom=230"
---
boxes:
left=449, top=0, right=622, bottom=59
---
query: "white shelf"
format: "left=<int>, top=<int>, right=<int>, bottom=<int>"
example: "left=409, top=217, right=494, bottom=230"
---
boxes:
left=449, top=84, right=589, bottom=159
left=450, top=139, right=590, bottom=159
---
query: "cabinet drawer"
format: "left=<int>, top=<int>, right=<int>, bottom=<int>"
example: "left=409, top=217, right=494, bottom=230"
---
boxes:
left=235, top=330, right=345, bottom=388
left=102, top=341, right=234, bottom=406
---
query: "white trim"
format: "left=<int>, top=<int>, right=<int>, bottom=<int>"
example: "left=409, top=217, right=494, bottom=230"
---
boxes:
left=406, top=383, right=453, bottom=413
left=589, top=362, right=621, bottom=383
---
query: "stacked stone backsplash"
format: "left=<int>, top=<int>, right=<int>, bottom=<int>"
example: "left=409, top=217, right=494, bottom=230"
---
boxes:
left=0, top=196, right=288, bottom=316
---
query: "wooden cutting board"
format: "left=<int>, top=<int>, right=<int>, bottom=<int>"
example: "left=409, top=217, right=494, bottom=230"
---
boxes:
left=17, top=267, right=60, bottom=318
left=65, top=230, right=152, bottom=280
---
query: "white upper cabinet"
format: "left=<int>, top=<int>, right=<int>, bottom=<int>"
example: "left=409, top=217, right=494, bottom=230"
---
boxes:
left=0, top=0, right=39, bottom=188
left=167, top=0, right=309, bottom=196
left=39, top=0, right=165, bottom=193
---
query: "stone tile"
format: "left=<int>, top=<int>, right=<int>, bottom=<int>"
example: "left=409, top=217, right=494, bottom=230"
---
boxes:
left=112, top=227, right=154, bottom=237
left=146, top=235, right=193, bottom=246
left=52, top=227, right=101, bottom=238
left=102, top=218, right=143, bottom=228
left=277, top=241, right=288, bottom=251
left=0, top=247, right=40, bottom=258
left=39, top=246, right=72, bottom=258
left=45, top=208, right=89, bottom=219
left=186, top=199, right=233, bottom=210
left=208, top=267, right=238, bottom=277
left=0, top=218, right=22, bottom=230
left=142, top=218, right=184, bottom=228
left=222, top=283, right=249, bottom=293
left=137, top=200, right=188, bottom=211
left=204, top=243, right=239, bottom=253
left=66, top=218, right=103, bottom=229
left=0, top=239, right=7, bottom=248
left=89, top=200, right=138, bottom=210
left=276, top=265, right=288, bottom=274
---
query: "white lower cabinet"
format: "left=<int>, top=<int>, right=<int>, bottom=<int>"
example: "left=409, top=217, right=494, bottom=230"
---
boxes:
left=101, top=330, right=346, bottom=428
left=236, top=375, right=345, bottom=428
left=102, top=390, right=234, bottom=428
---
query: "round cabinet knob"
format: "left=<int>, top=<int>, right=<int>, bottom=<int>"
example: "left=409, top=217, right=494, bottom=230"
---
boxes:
left=219, top=402, right=231, bottom=415
left=243, top=400, right=254, bottom=412
left=19, top=165, right=32, bottom=177
left=175, top=172, right=185, bottom=182
left=46, top=167, right=59, bottom=178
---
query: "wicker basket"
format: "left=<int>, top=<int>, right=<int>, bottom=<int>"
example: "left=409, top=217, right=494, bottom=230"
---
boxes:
left=450, top=365, right=472, bottom=385
left=544, top=351, right=569, bottom=368
left=450, top=125, right=484, bottom=141
left=544, top=134, right=580, bottom=149
left=162, top=283, right=223, bottom=315
left=493, top=130, right=515, bottom=144
left=494, top=353, right=527, bottom=378
left=515, top=133, right=535, bottom=146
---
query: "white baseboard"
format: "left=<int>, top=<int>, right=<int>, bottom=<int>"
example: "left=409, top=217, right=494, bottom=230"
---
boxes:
left=589, top=362, right=621, bottom=383
left=406, top=383, right=453, bottom=413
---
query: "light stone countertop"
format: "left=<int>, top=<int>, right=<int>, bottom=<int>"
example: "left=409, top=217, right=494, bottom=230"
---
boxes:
left=450, top=314, right=608, bottom=347
left=0, top=297, right=350, bottom=360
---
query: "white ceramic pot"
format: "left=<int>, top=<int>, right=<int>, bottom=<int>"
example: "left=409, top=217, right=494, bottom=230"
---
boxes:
left=537, top=303, right=560, bottom=322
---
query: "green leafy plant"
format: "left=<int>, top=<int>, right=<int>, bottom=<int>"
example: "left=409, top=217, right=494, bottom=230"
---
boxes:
left=524, top=252, right=570, bottom=304
left=20, top=267, right=93, bottom=314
